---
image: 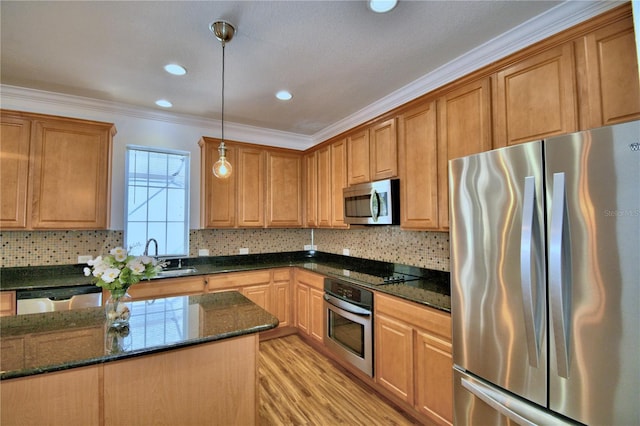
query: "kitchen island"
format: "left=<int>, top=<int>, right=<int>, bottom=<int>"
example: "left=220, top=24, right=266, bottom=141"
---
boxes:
left=0, top=291, right=278, bottom=425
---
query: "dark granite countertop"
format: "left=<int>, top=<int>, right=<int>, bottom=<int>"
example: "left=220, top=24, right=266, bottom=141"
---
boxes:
left=0, top=251, right=450, bottom=312
left=0, top=291, right=278, bottom=380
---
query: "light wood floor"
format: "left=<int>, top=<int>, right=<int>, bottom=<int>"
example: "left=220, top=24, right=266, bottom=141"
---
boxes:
left=258, top=335, right=418, bottom=425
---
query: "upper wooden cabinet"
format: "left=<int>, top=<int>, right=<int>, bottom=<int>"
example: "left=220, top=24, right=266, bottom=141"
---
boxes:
left=316, top=145, right=331, bottom=227
left=576, top=15, right=640, bottom=129
left=347, top=118, right=398, bottom=186
left=0, top=110, right=114, bottom=230
left=494, top=43, right=578, bottom=147
left=314, top=138, right=348, bottom=229
left=304, top=151, right=317, bottom=227
left=266, top=150, right=302, bottom=227
left=437, top=77, right=493, bottom=229
left=200, top=138, right=302, bottom=228
left=398, top=101, right=439, bottom=230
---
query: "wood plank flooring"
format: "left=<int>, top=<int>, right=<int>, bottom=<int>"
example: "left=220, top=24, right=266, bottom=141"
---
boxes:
left=259, top=335, right=419, bottom=425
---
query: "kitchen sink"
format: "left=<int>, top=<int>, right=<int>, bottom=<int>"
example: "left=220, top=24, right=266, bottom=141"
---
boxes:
left=156, top=267, right=198, bottom=278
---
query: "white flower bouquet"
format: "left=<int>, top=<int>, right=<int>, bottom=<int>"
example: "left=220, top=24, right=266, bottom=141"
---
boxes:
left=84, top=247, right=164, bottom=298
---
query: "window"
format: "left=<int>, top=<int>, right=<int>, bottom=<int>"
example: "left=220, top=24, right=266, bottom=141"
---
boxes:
left=124, top=146, right=189, bottom=257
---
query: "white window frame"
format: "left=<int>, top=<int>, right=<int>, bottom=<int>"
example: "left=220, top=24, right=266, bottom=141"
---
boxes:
left=124, top=145, right=190, bottom=257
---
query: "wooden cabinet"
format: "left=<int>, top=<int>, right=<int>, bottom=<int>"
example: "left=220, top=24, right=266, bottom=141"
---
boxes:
left=347, top=129, right=370, bottom=185
left=266, top=150, right=302, bottom=227
left=347, top=118, right=398, bottom=186
left=294, top=268, right=325, bottom=344
left=200, top=139, right=237, bottom=228
left=237, top=146, right=265, bottom=228
left=494, top=43, right=578, bottom=147
left=207, top=269, right=291, bottom=328
left=0, top=110, right=114, bottom=230
left=330, top=139, right=348, bottom=228
left=304, top=151, right=317, bottom=227
left=124, top=276, right=207, bottom=301
left=200, top=138, right=303, bottom=228
left=0, top=115, right=30, bottom=229
left=437, top=77, right=493, bottom=229
left=576, top=15, right=640, bottom=128
left=375, top=293, right=452, bottom=425
left=316, top=139, right=348, bottom=229
left=316, top=145, right=332, bottom=227
left=398, top=101, right=439, bottom=230
left=0, top=291, right=16, bottom=316
left=370, top=117, right=398, bottom=181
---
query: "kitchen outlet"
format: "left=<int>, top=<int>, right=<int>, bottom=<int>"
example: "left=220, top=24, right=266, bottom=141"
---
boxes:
left=198, top=249, right=210, bottom=256
left=239, top=248, right=249, bottom=255
left=343, top=248, right=350, bottom=256
left=304, top=245, right=317, bottom=251
left=78, top=255, right=93, bottom=264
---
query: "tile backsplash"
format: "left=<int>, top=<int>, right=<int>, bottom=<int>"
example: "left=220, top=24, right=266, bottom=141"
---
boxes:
left=0, top=227, right=450, bottom=271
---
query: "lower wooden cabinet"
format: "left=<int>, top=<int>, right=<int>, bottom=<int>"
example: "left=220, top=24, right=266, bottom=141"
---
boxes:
left=0, top=291, right=16, bottom=316
left=121, top=276, right=207, bottom=301
left=207, top=268, right=292, bottom=328
left=375, top=292, right=453, bottom=426
left=294, top=268, right=325, bottom=344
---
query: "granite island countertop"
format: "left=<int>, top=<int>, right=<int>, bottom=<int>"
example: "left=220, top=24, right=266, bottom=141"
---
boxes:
left=0, top=291, right=278, bottom=380
left=0, top=251, right=451, bottom=312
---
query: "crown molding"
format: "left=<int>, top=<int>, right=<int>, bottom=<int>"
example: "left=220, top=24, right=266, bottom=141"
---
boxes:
left=0, top=85, right=313, bottom=150
left=311, top=1, right=622, bottom=144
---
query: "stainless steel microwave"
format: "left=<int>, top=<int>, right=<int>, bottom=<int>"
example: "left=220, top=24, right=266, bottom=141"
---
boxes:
left=343, top=179, right=400, bottom=225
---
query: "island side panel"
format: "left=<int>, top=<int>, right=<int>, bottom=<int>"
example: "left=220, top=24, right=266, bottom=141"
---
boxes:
left=0, top=364, right=101, bottom=426
left=103, top=334, right=258, bottom=425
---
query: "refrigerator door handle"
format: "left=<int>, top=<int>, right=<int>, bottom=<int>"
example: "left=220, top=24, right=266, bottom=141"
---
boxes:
left=520, top=176, right=544, bottom=368
left=461, top=377, right=537, bottom=426
left=549, top=172, right=572, bottom=378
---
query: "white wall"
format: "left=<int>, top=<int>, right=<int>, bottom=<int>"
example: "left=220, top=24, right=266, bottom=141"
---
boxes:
left=1, top=86, right=310, bottom=230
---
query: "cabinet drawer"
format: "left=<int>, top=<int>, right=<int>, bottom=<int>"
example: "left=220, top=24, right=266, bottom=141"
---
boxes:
left=127, top=277, right=205, bottom=300
left=375, top=293, right=451, bottom=341
left=207, top=270, right=271, bottom=291
left=294, top=268, right=325, bottom=290
left=0, top=291, right=16, bottom=316
left=272, top=268, right=291, bottom=282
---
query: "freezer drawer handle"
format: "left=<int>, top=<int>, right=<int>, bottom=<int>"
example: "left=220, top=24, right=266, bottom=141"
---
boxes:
left=461, top=377, right=536, bottom=426
left=520, top=176, right=545, bottom=368
left=549, top=172, right=572, bottom=378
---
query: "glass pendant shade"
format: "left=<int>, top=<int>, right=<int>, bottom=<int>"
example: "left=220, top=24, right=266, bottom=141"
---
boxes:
left=212, top=142, right=232, bottom=179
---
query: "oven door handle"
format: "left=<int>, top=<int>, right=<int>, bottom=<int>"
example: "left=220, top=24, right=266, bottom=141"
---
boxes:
left=324, top=294, right=371, bottom=316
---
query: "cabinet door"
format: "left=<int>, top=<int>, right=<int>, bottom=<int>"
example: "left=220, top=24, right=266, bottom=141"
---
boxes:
left=272, top=275, right=291, bottom=328
left=266, top=150, right=302, bottom=227
left=200, top=139, right=236, bottom=228
left=30, top=118, right=113, bottom=229
left=578, top=15, right=640, bottom=128
left=370, top=117, right=398, bottom=181
left=347, top=129, right=370, bottom=185
left=399, top=101, right=439, bottom=230
left=295, top=284, right=310, bottom=335
left=494, top=43, right=577, bottom=147
left=242, top=283, right=271, bottom=313
left=0, top=291, right=16, bottom=317
left=316, top=145, right=332, bottom=227
left=304, top=151, right=317, bottom=227
left=237, top=147, right=264, bottom=227
left=309, top=287, right=325, bottom=343
left=375, top=313, right=414, bottom=404
left=0, top=114, right=30, bottom=229
left=437, top=78, right=493, bottom=230
left=415, top=330, right=453, bottom=425
left=330, top=139, right=348, bottom=228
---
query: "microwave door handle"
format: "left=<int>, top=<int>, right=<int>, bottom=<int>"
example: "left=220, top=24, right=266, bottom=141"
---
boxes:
left=370, top=189, right=380, bottom=222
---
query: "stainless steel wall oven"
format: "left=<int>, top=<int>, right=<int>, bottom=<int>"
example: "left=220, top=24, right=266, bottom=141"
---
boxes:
left=323, top=278, right=373, bottom=377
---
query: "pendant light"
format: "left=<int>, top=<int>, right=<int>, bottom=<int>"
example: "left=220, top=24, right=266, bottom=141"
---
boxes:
left=210, top=20, right=235, bottom=179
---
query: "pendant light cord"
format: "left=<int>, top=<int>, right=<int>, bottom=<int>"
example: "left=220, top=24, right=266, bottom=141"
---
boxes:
left=221, top=42, right=225, bottom=144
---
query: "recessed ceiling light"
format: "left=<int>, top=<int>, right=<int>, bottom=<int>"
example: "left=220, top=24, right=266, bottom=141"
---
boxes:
left=276, top=90, right=293, bottom=101
left=155, top=99, right=173, bottom=108
left=164, top=64, right=187, bottom=76
left=368, top=0, right=397, bottom=13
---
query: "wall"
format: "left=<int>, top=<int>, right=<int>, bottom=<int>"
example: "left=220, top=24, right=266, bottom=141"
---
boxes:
left=0, top=227, right=450, bottom=271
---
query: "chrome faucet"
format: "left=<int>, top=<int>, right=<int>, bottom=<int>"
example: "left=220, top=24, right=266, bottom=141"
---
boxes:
left=143, top=238, right=158, bottom=257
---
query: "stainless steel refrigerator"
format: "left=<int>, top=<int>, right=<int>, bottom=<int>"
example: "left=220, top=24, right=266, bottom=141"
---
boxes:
left=449, top=121, right=639, bottom=425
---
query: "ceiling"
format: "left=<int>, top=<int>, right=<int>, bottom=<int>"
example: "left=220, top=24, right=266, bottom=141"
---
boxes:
left=2, top=1, right=586, bottom=141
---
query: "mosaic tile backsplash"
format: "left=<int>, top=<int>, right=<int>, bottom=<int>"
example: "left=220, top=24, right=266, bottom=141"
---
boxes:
left=0, top=227, right=450, bottom=271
